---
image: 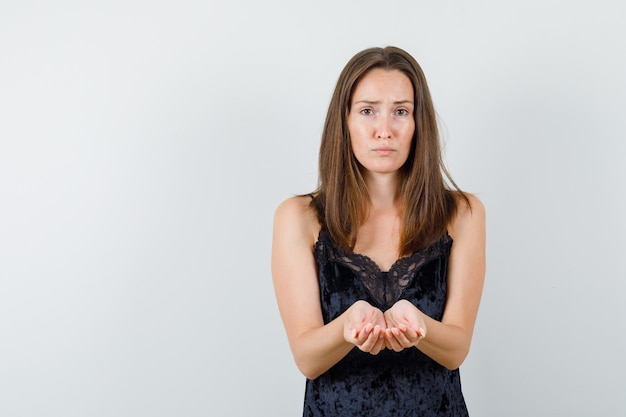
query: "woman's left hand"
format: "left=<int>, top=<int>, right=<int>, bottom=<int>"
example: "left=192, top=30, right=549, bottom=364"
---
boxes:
left=383, top=299, right=427, bottom=352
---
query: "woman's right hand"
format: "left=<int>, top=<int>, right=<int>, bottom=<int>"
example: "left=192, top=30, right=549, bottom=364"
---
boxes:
left=343, top=300, right=386, bottom=355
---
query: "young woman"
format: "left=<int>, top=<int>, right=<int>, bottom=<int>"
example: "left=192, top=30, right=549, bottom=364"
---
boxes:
left=272, top=46, right=486, bottom=416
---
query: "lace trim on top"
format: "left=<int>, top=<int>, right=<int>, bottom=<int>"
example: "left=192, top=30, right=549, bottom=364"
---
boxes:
left=316, top=232, right=452, bottom=308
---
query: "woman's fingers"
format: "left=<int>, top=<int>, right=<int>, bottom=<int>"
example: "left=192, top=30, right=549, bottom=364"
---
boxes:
left=384, top=325, right=425, bottom=351
left=356, top=324, right=384, bottom=354
left=385, top=328, right=403, bottom=352
left=348, top=304, right=427, bottom=354
left=369, top=328, right=387, bottom=355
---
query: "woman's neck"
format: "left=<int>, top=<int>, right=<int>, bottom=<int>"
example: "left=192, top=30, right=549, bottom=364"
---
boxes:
left=364, top=172, right=400, bottom=211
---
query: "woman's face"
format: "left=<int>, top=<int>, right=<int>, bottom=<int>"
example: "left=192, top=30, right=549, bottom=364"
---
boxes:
left=347, top=68, right=415, bottom=178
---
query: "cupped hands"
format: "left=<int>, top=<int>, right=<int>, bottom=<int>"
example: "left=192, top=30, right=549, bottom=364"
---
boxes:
left=344, top=299, right=426, bottom=355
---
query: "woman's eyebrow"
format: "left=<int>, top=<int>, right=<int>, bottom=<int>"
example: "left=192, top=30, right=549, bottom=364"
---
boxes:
left=353, top=99, right=414, bottom=105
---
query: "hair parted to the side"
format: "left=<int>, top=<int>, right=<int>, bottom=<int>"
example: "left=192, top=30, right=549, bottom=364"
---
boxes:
left=312, top=46, right=469, bottom=256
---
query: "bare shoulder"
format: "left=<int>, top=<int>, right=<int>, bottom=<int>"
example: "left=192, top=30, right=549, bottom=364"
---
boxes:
left=273, top=195, right=321, bottom=246
left=456, top=193, right=485, bottom=219
left=275, top=195, right=316, bottom=217
left=449, top=193, right=485, bottom=239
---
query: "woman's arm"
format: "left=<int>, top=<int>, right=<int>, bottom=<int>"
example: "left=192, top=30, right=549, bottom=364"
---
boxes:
left=271, top=196, right=386, bottom=379
left=384, top=194, right=486, bottom=370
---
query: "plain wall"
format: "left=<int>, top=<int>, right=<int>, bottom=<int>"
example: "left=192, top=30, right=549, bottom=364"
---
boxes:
left=1, top=1, right=625, bottom=416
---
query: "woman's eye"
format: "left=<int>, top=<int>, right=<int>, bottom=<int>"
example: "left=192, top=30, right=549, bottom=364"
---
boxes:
left=396, top=109, right=409, bottom=116
left=360, top=109, right=374, bottom=116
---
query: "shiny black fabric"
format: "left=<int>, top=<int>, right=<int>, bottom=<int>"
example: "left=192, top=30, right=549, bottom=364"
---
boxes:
left=303, top=231, right=468, bottom=417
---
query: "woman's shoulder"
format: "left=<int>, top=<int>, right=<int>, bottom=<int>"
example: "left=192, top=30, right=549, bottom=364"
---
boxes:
left=455, top=192, right=484, bottom=216
left=449, top=192, right=485, bottom=238
left=274, top=195, right=318, bottom=219
left=273, top=195, right=321, bottom=244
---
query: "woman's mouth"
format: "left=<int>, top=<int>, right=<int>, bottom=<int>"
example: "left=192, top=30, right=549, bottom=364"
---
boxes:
left=373, top=147, right=394, bottom=156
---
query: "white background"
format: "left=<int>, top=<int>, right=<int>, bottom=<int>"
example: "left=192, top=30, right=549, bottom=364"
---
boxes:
left=1, top=1, right=625, bottom=416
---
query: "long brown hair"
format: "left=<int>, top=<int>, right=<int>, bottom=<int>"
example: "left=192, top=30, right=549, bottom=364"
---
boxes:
left=312, top=46, right=468, bottom=256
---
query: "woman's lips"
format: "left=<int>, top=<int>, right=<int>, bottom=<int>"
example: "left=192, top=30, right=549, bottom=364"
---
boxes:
left=373, top=147, right=394, bottom=156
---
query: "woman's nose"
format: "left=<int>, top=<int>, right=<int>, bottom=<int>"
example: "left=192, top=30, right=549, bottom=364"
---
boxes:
left=376, top=114, right=392, bottom=139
